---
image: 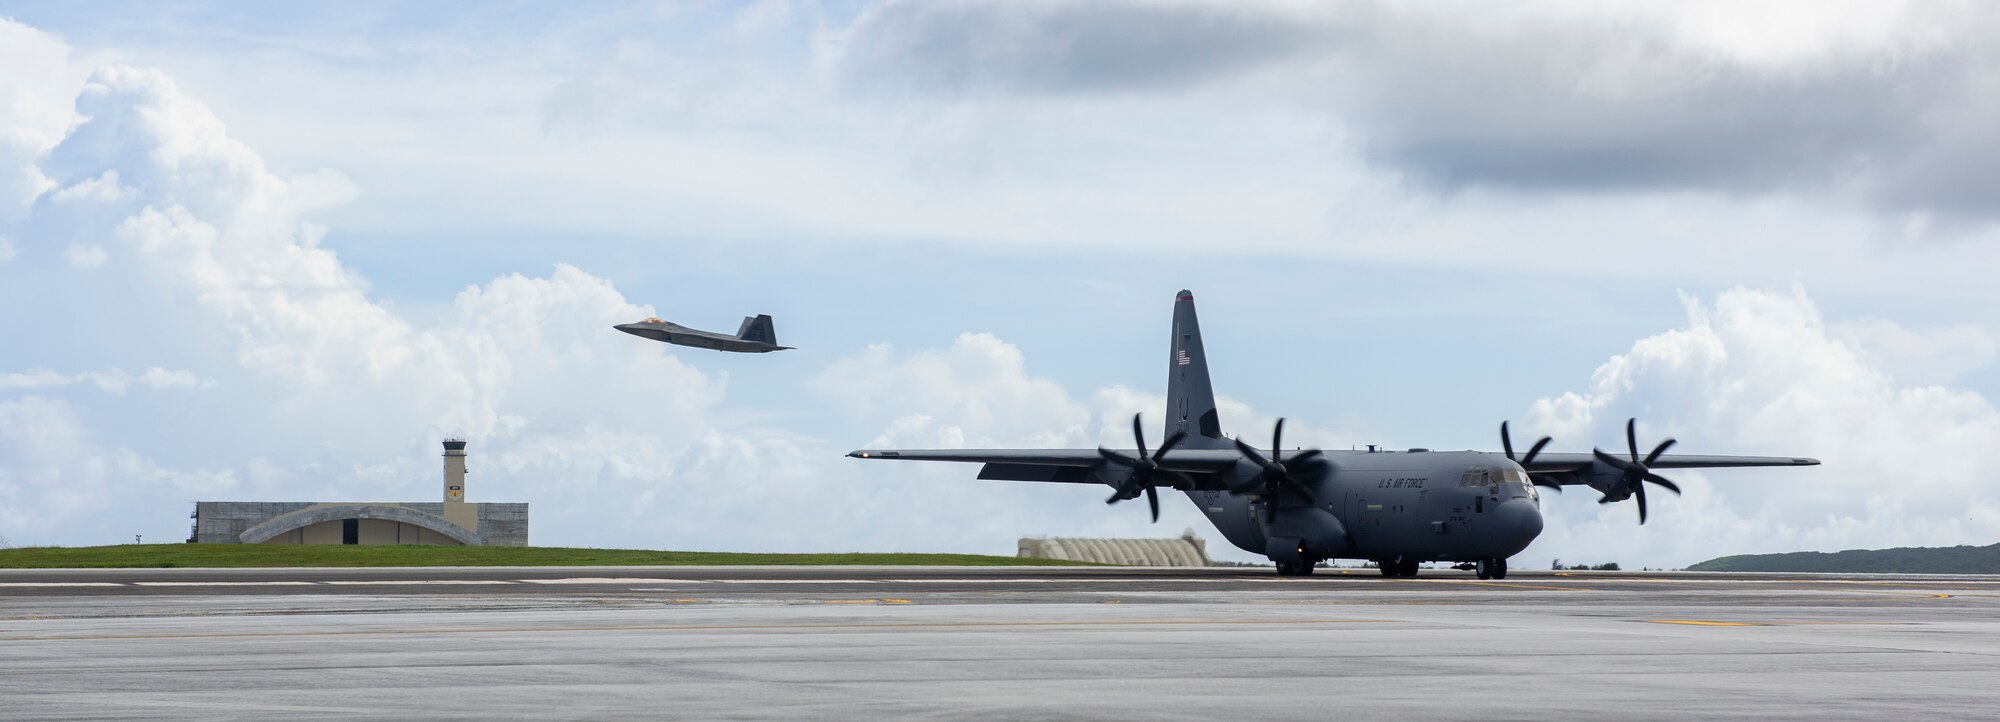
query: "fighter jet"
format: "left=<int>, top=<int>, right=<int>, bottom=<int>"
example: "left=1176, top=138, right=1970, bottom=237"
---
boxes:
left=614, top=314, right=793, bottom=353
left=850, top=290, right=1817, bottom=578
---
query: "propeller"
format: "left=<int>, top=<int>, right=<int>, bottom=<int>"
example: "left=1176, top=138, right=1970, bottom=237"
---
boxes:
left=1500, top=421, right=1561, bottom=492
left=1227, top=418, right=1324, bottom=524
left=1097, top=413, right=1190, bottom=523
left=1591, top=418, right=1682, bottom=524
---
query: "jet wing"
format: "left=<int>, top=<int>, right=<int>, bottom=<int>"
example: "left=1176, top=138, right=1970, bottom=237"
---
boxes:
left=846, top=448, right=1244, bottom=486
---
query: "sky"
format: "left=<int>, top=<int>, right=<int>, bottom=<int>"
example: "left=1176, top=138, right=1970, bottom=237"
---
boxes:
left=3, top=0, right=2000, bottom=568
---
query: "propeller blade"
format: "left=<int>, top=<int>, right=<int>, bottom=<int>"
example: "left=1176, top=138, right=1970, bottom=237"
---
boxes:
left=1501, top=421, right=1515, bottom=459
left=1153, top=430, right=1188, bottom=462
left=1289, top=448, right=1324, bottom=466
left=1644, top=438, right=1677, bottom=466
left=1145, top=485, right=1160, bottom=523
left=1098, top=447, right=1139, bottom=467
left=1271, top=418, right=1286, bottom=462
left=1592, top=448, right=1634, bottom=471
left=1643, top=472, right=1681, bottom=495
left=1635, top=482, right=1649, bottom=525
left=1532, top=477, right=1564, bottom=492
left=1130, top=413, right=1149, bottom=459
left=1626, top=418, right=1640, bottom=463
left=1520, top=437, right=1552, bottom=467
left=1233, top=437, right=1271, bottom=467
left=1280, top=476, right=1318, bottom=506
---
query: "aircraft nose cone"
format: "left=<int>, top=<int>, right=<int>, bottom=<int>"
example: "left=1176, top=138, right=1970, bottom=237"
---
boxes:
left=613, top=323, right=668, bottom=342
left=1490, top=499, right=1544, bottom=557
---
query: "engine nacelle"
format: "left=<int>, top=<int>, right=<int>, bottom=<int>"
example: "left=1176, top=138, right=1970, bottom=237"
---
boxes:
left=1582, top=461, right=1632, bottom=501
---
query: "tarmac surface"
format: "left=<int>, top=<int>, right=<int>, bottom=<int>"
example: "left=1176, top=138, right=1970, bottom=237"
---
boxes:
left=3, top=565, right=1998, bottom=720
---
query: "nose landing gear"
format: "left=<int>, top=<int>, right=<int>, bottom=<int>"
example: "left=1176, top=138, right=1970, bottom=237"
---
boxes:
left=1474, top=557, right=1510, bottom=580
left=1275, top=559, right=1318, bottom=576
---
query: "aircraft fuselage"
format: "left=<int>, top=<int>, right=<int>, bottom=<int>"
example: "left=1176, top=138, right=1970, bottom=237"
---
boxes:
left=1185, top=449, right=1542, bottom=565
left=614, top=321, right=790, bottom=353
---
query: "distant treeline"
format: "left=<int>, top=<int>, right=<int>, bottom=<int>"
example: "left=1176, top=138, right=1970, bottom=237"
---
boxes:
left=1688, top=542, right=2000, bottom=574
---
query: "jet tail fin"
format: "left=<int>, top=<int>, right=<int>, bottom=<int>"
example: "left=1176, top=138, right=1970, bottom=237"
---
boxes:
left=1167, top=290, right=1223, bottom=442
left=736, top=314, right=779, bottom=345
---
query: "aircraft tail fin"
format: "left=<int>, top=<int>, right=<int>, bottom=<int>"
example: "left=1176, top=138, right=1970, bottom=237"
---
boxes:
left=1166, top=290, right=1224, bottom=442
left=736, top=314, right=779, bottom=345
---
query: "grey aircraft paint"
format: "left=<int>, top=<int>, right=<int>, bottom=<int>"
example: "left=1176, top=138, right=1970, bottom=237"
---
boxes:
left=614, top=314, right=792, bottom=353
left=849, top=290, right=1817, bottom=577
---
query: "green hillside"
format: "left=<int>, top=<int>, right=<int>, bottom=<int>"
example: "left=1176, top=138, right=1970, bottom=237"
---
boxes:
left=1688, top=542, right=2000, bottom=573
left=0, top=544, right=1096, bottom=569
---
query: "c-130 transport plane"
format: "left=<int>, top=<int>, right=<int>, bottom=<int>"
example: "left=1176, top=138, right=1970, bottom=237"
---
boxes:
left=850, top=290, right=1817, bottom=577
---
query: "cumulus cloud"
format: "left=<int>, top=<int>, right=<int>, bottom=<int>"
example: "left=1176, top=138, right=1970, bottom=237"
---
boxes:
left=830, top=0, right=1329, bottom=96
left=0, top=55, right=762, bottom=546
left=0, top=367, right=215, bottom=394
left=0, top=19, right=75, bottom=221
left=827, top=1, right=2000, bottom=227
left=1520, top=286, right=2000, bottom=568
left=0, top=396, right=237, bottom=539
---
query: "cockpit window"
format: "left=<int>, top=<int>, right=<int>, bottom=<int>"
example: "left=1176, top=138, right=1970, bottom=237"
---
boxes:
left=1459, top=467, right=1489, bottom=487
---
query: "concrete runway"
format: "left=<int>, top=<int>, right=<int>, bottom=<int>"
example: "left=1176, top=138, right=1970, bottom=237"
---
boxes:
left=3, top=567, right=1998, bottom=720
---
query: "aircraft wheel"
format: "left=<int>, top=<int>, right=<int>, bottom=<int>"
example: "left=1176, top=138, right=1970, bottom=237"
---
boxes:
left=1299, top=560, right=1318, bottom=576
left=1494, top=558, right=1509, bottom=580
left=1403, top=559, right=1422, bottom=577
left=1475, top=558, right=1494, bottom=580
left=1375, top=560, right=1395, bottom=577
left=1274, top=561, right=1298, bottom=576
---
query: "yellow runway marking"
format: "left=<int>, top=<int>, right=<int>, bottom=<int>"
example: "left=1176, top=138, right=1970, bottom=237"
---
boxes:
left=0, top=617, right=1403, bottom=643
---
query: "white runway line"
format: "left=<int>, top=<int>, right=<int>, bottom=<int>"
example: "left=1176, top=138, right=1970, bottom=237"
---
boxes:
left=319, top=580, right=517, bottom=586
left=517, top=578, right=714, bottom=585
left=132, top=581, right=322, bottom=587
left=0, top=582, right=126, bottom=588
left=704, top=579, right=880, bottom=584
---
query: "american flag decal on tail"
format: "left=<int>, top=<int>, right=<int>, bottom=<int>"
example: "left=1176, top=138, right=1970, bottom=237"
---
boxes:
left=1177, top=348, right=1191, bottom=366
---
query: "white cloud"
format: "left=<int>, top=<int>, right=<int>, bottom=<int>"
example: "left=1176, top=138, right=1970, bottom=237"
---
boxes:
left=0, top=19, right=76, bottom=222
left=0, top=366, right=215, bottom=394
left=0, top=395, right=236, bottom=538
left=63, top=242, right=107, bottom=268
left=1832, top=318, right=1998, bottom=387
left=1521, top=286, right=2000, bottom=568
left=0, top=235, right=14, bottom=262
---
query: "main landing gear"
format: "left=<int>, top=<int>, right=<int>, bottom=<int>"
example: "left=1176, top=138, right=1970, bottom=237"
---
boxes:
left=1475, top=557, right=1510, bottom=580
left=1375, top=557, right=1421, bottom=578
left=1275, top=560, right=1318, bottom=576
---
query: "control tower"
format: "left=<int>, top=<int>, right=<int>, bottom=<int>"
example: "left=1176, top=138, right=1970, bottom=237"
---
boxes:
left=444, top=439, right=468, bottom=502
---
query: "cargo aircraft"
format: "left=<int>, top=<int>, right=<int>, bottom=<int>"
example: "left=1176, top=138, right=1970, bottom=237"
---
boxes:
left=849, top=291, right=1817, bottom=577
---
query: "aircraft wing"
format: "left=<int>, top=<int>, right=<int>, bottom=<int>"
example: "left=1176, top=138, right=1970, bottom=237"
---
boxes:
left=1520, top=453, right=1818, bottom=483
left=846, top=448, right=1243, bottom=486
